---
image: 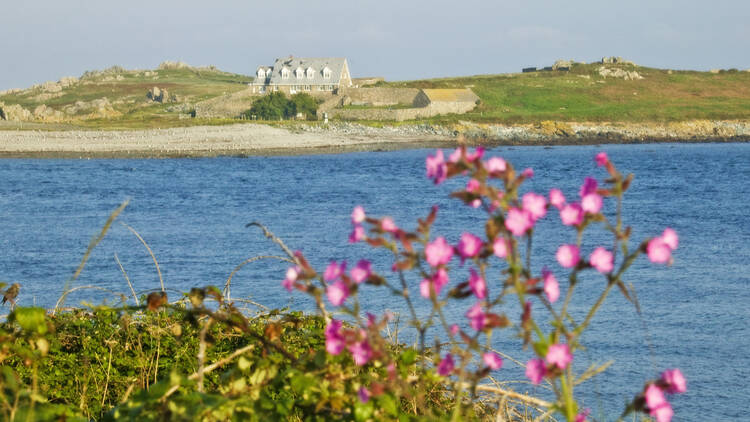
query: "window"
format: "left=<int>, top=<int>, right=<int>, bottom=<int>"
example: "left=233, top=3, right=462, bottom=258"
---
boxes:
left=304, top=85, right=311, bottom=91
left=323, top=67, right=331, bottom=79
left=295, top=67, right=304, bottom=79
left=306, top=67, right=315, bottom=79
left=257, top=68, right=265, bottom=79
left=281, top=68, right=290, bottom=79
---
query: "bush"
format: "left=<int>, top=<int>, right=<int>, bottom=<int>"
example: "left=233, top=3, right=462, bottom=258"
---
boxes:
left=243, top=92, right=319, bottom=121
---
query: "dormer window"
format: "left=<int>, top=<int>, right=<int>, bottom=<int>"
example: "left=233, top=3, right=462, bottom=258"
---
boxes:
left=281, top=68, right=290, bottom=79
left=306, top=67, right=315, bottom=79
left=295, top=67, right=304, bottom=79
left=323, top=67, right=332, bottom=79
left=257, top=68, right=266, bottom=79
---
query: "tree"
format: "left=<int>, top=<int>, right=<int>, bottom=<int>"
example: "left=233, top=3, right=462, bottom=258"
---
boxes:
left=245, top=92, right=288, bottom=120
left=288, top=93, right=318, bottom=120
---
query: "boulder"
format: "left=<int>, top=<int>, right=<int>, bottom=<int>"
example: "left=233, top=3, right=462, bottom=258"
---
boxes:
left=0, top=103, right=32, bottom=121
left=32, top=104, right=65, bottom=122
left=552, top=59, right=573, bottom=70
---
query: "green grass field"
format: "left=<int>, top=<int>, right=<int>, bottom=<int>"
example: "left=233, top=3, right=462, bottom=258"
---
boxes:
left=1, top=62, right=749, bottom=129
left=383, top=63, right=750, bottom=124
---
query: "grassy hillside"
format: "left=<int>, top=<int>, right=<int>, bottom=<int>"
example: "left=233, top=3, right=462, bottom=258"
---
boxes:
left=0, top=64, right=253, bottom=129
left=382, top=62, right=750, bottom=124
left=1, top=61, right=748, bottom=129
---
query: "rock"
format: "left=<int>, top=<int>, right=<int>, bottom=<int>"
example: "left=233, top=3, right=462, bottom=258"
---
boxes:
left=158, top=61, right=190, bottom=70
left=598, top=66, right=644, bottom=80
left=58, top=76, right=79, bottom=87
left=552, top=59, right=573, bottom=70
left=709, top=69, right=720, bottom=74
left=40, top=81, right=62, bottom=93
left=0, top=88, right=21, bottom=96
left=0, top=102, right=32, bottom=121
left=32, top=104, right=65, bottom=122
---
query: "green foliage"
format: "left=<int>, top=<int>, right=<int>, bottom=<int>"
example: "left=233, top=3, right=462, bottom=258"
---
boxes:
left=243, top=92, right=319, bottom=121
left=0, top=297, right=458, bottom=421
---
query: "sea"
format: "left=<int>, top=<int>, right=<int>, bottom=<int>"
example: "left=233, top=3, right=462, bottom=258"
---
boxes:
left=0, top=142, right=748, bottom=420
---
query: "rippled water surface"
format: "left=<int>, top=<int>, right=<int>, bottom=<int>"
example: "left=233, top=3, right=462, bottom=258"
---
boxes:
left=1, top=143, right=749, bottom=419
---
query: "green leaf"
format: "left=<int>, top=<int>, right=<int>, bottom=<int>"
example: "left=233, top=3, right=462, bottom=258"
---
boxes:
left=378, top=394, right=398, bottom=416
left=354, top=401, right=374, bottom=421
left=12, top=307, right=48, bottom=335
left=401, top=349, right=418, bottom=365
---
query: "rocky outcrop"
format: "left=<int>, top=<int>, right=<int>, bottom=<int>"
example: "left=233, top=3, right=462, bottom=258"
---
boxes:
left=0, top=102, right=32, bottom=121
left=147, top=87, right=178, bottom=103
left=598, top=66, right=644, bottom=80
left=32, top=105, right=65, bottom=122
left=158, top=61, right=190, bottom=70
left=62, top=97, right=121, bottom=119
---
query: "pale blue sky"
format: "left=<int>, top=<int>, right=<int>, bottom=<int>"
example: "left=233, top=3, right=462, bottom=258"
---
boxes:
left=1, top=0, right=748, bottom=90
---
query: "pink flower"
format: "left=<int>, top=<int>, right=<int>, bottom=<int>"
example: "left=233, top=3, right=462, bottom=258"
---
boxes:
left=466, top=302, right=486, bottom=331
left=326, top=281, right=349, bottom=306
left=651, top=403, right=674, bottom=422
left=493, top=237, right=510, bottom=258
left=525, top=358, right=546, bottom=384
left=324, top=260, right=346, bottom=281
left=457, top=232, right=483, bottom=259
left=556, top=244, right=580, bottom=268
left=349, top=225, right=365, bottom=243
left=522, top=192, right=548, bottom=221
left=351, top=205, right=366, bottom=224
left=589, top=247, right=614, bottom=273
left=350, top=259, right=372, bottom=284
left=449, top=324, right=460, bottom=336
left=419, top=268, right=450, bottom=298
left=581, top=193, right=603, bottom=214
left=425, top=236, right=454, bottom=267
left=437, top=354, right=455, bottom=376
left=542, top=268, right=560, bottom=303
left=644, top=384, right=667, bottom=408
left=469, top=268, right=486, bottom=299
left=483, top=352, right=503, bottom=370
left=381, top=217, right=398, bottom=233
left=358, top=386, right=370, bottom=403
left=505, top=207, right=534, bottom=236
left=661, top=369, right=687, bottom=394
left=661, top=228, right=679, bottom=250
left=575, top=408, right=591, bottom=422
left=560, top=203, right=584, bottom=226
left=466, top=146, right=485, bottom=162
left=647, top=238, right=672, bottom=264
left=546, top=343, right=573, bottom=369
left=282, top=266, right=299, bottom=292
left=485, top=156, right=507, bottom=173
left=426, top=149, right=447, bottom=184
left=448, top=148, right=462, bottom=163
left=325, top=320, right=345, bottom=355
left=549, top=188, right=566, bottom=209
left=579, top=177, right=598, bottom=197
left=522, top=167, right=534, bottom=178
left=348, top=338, right=372, bottom=366
left=470, top=198, right=481, bottom=208
left=466, top=178, right=481, bottom=193
left=595, top=152, right=609, bottom=167
left=645, top=384, right=673, bottom=422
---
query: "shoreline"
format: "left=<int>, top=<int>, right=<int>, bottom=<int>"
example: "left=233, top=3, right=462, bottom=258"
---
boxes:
left=0, top=121, right=748, bottom=158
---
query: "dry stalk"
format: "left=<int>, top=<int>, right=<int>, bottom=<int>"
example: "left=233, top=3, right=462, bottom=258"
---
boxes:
left=223, top=254, right=294, bottom=301
left=114, top=252, right=139, bottom=305
left=121, top=222, right=164, bottom=292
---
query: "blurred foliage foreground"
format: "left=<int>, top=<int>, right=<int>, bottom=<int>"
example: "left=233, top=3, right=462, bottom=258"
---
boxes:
left=0, top=289, right=502, bottom=421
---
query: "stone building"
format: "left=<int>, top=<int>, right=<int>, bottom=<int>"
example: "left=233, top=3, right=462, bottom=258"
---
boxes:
left=250, top=57, right=353, bottom=96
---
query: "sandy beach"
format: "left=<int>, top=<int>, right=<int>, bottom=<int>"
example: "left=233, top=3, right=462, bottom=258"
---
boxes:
left=0, top=120, right=748, bottom=158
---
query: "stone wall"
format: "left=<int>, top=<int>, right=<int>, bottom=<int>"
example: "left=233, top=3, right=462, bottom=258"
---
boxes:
left=328, top=101, right=476, bottom=122
left=342, top=88, right=420, bottom=106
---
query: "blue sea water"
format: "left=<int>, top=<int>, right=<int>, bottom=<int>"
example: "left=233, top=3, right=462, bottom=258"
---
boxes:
left=0, top=143, right=748, bottom=420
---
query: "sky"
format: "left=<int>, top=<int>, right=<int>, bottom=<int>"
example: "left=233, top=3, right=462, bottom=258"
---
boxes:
left=1, top=0, right=749, bottom=90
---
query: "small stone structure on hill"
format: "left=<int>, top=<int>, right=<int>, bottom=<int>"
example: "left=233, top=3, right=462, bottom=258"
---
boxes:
left=327, top=88, right=479, bottom=122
